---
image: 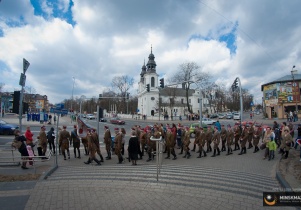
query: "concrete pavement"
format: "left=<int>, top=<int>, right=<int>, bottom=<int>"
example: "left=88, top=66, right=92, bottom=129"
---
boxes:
left=0, top=113, right=300, bottom=210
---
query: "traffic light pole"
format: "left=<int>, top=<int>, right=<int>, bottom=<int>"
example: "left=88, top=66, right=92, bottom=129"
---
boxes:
left=19, top=58, right=30, bottom=133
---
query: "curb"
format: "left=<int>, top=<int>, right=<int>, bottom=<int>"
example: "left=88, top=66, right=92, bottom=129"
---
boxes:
left=39, top=165, right=58, bottom=181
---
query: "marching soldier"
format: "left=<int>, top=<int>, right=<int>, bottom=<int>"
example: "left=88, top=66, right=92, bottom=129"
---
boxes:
left=91, top=128, right=104, bottom=162
left=192, top=125, right=200, bottom=152
left=248, top=122, right=254, bottom=149
left=253, top=125, right=262, bottom=153
left=140, top=128, right=147, bottom=157
left=81, top=136, right=89, bottom=156
left=220, top=124, right=227, bottom=152
left=211, top=126, right=221, bottom=157
left=233, top=124, right=241, bottom=151
left=226, top=125, right=234, bottom=155
left=114, top=128, right=124, bottom=164
left=103, top=126, right=112, bottom=160
left=146, top=126, right=160, bottom=162
left=197, top=127, right=207, bottom=158
left=165, top=128, right=177, bottom=160
left=59, top=125, right=71, bottom=160
left=279, top=127, right=293, bottom=159
left=70, top=125, right=81, bottom=158
left=37, top=125, right=47, bottom=159
left=179, top=126, right=186, bottom=155
left=84, top=129, right=101, bottom=165
left=205, top=126, right=213, bottom=153
left=238, top=124, right=249, bottom=155
left=183, top=126, right=191, bottom=159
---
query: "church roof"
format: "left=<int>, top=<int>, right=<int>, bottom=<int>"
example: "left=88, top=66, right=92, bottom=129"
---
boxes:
left=159, top=87, right=195, bottom=97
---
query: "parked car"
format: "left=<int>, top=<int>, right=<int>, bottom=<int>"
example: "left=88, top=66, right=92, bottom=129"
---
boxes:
left=202, top=118, right=216, bottom=125
left=189, top=123, right=208, bottom=138
left=86, top=114, right=95, bottom=120
left=99, top=118, right=107, bottom=122
left=233, top=113, right=241, bottom=120
left=226, top=113, right=233, bottom=119
left=0, top=120, right=19, bottom=135
left=110, top=117, right=125, bottom=125
left=218, top=114, right=225, bottom=119
left=210, top=114, right=218, bottom=119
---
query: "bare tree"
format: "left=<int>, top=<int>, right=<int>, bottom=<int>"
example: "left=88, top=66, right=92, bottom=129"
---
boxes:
left=111, top=75, right=134, bottom=113
left=169, top=62, right=211, bottom=113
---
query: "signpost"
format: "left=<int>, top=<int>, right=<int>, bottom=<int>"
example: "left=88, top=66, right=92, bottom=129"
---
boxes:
left=50, top=103, right=68, bottom=167
left=19, top=58, right=30, bottom=133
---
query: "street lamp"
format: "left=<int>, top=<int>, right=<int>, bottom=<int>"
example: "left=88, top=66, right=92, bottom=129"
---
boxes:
left=291, top=65, right=298, bottom=113
left=71, top=76, right=75, bottom=112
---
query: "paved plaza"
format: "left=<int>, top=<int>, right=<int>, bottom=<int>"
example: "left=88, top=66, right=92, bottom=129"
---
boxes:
left=0, top=115, right=300, bottom=210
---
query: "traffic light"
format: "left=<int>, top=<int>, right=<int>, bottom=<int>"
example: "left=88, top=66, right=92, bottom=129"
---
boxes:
left=126, top=93, right=129, bottom=99
left=234, top=78, right=238, bottom=88
left=159, top=78, right=164, bottom=88
left=99, top=94, right=102, bottom=100
left=146, top=84, right=150, bottom=92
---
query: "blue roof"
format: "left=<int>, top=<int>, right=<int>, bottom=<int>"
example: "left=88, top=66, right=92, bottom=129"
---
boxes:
left=261, top=74, right=301, bottom=91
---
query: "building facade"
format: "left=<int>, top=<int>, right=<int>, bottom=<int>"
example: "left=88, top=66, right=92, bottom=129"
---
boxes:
left=261, top=74, right=301, bottom=119
left=137, top=48, right=214, bottom=118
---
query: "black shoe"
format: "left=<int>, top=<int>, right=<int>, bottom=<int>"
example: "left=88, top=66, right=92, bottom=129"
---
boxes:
left=165, top=156, right=170, bottom=159
left=183, top=155, right=187, bottom=158
left=84, top=161, right=90, bottom=164
left=146, top=158, right=152, bottom=162
left=226, top=153, right=230, bottom=156
left=77, top=156, right=81, bottom=159
left=187, top=154, right=191, bottom=159
left=178, top=152, right=183, bottom=155
left=172, top=156, right=177, bottom=160
left=106, top=157, right=111, bottom=160
left=197, top=155, right=202, bottom=158
left=21, top=166, right=28, bottom=169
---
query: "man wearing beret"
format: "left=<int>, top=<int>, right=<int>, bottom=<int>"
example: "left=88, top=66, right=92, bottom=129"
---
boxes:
left=211, top=126, right=221, bottom=157
left=59, top=125, right=71, bottom=160
left=226, top=125, right=234, bottom=155
left=220, top=124, right=227, bottom=152
left=103, top=126, right=112, bottom=160
left=114, top=128, right=124, bottom=164
left=238, top=124, right=249, bottom=155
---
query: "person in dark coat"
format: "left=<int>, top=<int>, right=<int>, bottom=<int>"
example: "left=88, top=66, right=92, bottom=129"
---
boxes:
left=12, top=130, right=29, bottom=169
left=128, top=129, right=139, bottom=165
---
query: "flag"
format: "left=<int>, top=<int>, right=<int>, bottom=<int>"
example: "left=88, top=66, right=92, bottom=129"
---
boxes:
left=297, top=139, right=301, bottom=145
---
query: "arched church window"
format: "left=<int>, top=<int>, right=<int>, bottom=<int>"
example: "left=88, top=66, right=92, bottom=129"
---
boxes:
left=151, top=77, right=155, bottom=87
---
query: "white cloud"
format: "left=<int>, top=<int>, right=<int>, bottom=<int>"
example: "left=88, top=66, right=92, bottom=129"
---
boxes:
left=0, top=0, right=300, bottom=106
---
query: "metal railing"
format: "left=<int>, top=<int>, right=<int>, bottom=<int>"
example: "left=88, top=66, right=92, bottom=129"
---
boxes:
left=0, top=145, right=52, bottom=174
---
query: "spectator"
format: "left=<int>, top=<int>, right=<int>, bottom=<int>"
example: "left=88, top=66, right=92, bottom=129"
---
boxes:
left=279, top=128, right=293, bottom=159
left=24, top=126, right=35, bottom=155
left=128, top=130, right=139, bottom=165
left=47, top=127, right=56, bottom=154
left=215, top=120, right=221, bottom=132
left=12, top=130, right=29, bottom=169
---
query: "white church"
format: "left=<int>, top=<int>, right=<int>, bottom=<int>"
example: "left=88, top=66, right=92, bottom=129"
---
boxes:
left=137, top=48, right=215, bottom=119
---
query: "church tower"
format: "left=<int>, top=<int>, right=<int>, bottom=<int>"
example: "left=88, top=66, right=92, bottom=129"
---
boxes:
left=137, top=47, right=159, bottom=116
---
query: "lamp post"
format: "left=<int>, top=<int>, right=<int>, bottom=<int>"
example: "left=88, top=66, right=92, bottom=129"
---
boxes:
left=291, top=65, right=298, bottom=113
left=71, top=76, right=75, bottom=112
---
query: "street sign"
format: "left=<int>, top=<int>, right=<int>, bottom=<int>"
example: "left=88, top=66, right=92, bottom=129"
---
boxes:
left=250, top=102, right=254, bottom=106
left=19, top=73, right=26, bottom=86
left=55, top=103, right=64, bottom=109
left=23, top=58, right=30, bottom=74
left=50, top=107, right=68, bottom=115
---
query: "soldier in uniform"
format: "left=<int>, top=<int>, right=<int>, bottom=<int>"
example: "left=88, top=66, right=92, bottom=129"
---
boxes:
left=81, top=135, right=89, bottom=156
left=179, top=126, right=186, bottom=155
left=279, top=127, right=293, bottom=159
left=197, top=127, right=207, bottom=158
left=91, top=128, right=104, bottom=162
left=205, top=125, right=213, bottom=153
left=238, top=124, right=249, bottom=155
left=220, top=124, right=227, bottom=152
left=233, top=124, right=241, bottom=151
left=103, top=126, right=112, bottom=160
left=226, top=125, right=234, bottom=155
left=140, top=128, right=147, bottom=157
left=165, top=128, right=177, bottom=160
left=211, top=126, right=221, bottom=157
left=59, top=125, right=71, bottom=160
left=70, top=125, right=81, bottom=158
left=84, top=129, right=101, bottom=165
left=247, top=122, right=254, bottom=149
left=37, top=125, right=48, bottom=159
left=183, top=126, right=191, bottom=159
left=192, top=125, right=200, bottom=152
left=114, top=128, right=124, bottom=164
left=146, top=126, right=160, bottom=162
left=253, top=124, right=262, bottom=153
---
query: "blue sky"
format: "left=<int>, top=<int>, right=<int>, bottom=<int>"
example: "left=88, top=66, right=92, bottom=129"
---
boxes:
left=0, top=0, right=301, bottom=104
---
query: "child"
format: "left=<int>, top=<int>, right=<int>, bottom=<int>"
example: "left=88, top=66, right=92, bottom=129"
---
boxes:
left=27, top=145, right=34, bottom=166
left=267, top=138, right=277, bottom=161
